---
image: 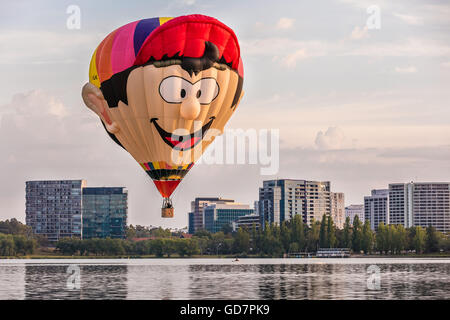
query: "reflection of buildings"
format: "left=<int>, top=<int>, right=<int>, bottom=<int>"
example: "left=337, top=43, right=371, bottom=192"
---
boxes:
left=364, top=189, right=389, bottom=231
left=345, top=204, right=364, bottom=225
left=25, top=264, right=128, bottom=300
left=204, top=203, right=254, bottom=233
left=82, top=187, right=128, bottom=239
left=258, top=179, right=331, bottom=227
left=188, top=197, right=235, bottom=234
left=26, top=180, right=86, bottom=242
left=0, top=264, right=25, bottom=299
left=331, top=192, right=345, bottom=229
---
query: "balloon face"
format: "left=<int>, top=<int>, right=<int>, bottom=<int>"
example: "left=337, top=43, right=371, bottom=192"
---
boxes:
left=82, top=15, right=243, bottom=201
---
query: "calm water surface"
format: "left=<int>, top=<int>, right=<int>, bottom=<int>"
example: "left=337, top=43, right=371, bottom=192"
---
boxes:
left=0, top=258, right=449, bottom=300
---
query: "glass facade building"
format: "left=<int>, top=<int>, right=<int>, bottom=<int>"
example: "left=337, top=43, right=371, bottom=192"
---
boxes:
left=188, top=197, right=235, bottom=234
left=82, top=187, right=128, bottom=239
left=204, top=203, right=254, bottom=233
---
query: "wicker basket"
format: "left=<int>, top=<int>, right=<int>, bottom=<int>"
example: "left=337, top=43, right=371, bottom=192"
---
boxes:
left=161, top=207, right=174, bottom=218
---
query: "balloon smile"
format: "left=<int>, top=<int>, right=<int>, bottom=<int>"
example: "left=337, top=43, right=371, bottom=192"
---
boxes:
left=150, top=117, right=215, bottom=151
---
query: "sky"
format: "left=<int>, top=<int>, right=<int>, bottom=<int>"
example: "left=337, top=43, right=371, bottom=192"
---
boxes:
left=1, top=0, right=450, bottom=228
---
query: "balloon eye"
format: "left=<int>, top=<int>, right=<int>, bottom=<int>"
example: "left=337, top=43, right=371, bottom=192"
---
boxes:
left=197, top=78, right=220, bottom=105
left=159, top=76, right=192, bottom=104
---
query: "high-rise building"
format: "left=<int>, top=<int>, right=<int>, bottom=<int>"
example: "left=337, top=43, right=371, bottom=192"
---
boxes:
left=204, top=203, right=254, bottom=233
left=82, top=187, right=128, bottom=239
left=331, top=192, right=345, bottom=229
left=188, top=212, right=195, bottom=234
left=188, top=197, right=235, bottom=234
left=258, top=179, right=331, bottom=227
left=25, top=180, right=86, bottom=242
left=364, top=189, right=389, bottom=231
left=345, top=204, right=364, bottom=225
left=389, top=182, right=450, bottom=233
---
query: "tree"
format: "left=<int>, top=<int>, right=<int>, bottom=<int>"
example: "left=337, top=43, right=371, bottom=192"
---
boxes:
left=150, top=239, right=165, bottom=257
left=307, top=219, right=320, bottom=252
left=126, top=225, right=137, bottom=239
left=184, top=239, right=199, bottom=256
left=327, top=215, right=336, bottom=248
left=319, top=215, right=328, bottom=248
left=412, top=226, right=426, bottom=254
left=426, top=225, right=440, bottom=253
left=0, top=234, right=16, bottom=256
left=194, top=229, right=212, bottom=239
left=221, top=223, right=233, bottom=235
left=233, top=227, right=250, bottom=254
left=361, top=220, right=374, bottom=254
left=393, top=225, right=407, bottom=254
left=352, top=215, right=362, bottom=253
left=280, top=221, right=291, bottom=252
left=291, top=215, right=306, bottom=251
left=342, top=217, right=352, bottom=248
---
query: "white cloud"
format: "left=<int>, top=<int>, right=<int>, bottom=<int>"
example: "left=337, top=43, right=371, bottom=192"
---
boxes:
left=393, top=13, right=424, bottom=26
left=2, top=90, right=67, bottom=117
left=242, top=38, right=327, bottom=68
left=276, top=17, right=295, bottom=30
left=442, top=61, right=450, bottom=68
left=282, top=49, right=308, bottom=67
left=315, top=127, right=346, bottom=150
left=395, top=66, right=417, bottom=73
left=350, top=26, right=369, bottom=40
left=0, top=30, right=98, bottom=65
left=342, top=38, right=450, bottom=58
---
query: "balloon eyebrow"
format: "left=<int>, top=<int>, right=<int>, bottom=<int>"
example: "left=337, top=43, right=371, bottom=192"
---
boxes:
left=158, top=76, right=220, bottom=105
left=160, top=75, right=217, bottom=85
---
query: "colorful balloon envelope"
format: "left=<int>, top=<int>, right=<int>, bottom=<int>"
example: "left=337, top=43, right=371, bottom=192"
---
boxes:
left=82, top=15, right=244, bottom=217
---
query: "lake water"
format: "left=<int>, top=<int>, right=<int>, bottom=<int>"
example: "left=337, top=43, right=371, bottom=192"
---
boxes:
left=0, top=258, right=449, bottom=300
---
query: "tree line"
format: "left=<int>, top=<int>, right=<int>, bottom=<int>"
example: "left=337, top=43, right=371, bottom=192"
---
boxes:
left=1, top=216, right=450, bottom=257
left=0, top=219, right=37, bottom=256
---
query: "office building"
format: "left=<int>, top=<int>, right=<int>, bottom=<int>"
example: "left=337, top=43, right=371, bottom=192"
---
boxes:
left=389, top=182, right=450, bottom=233
left=25, top=180, right=86, bottom=242
left=188, top=197, right=235, bottom=234
left=364, top=189, right=389, bottom=231
left=82, top=187, right=128, bottom=239
left=345, top=204, right=364, bottom=225
left=331, top=192, right=345, bottom=229
left=232, top=214, right=261, bottom=232
left=204, top=203, right=254, bottom=233
left=188, top=212, right=195, bottom=234
left=258, top=179, right=331, bottom=227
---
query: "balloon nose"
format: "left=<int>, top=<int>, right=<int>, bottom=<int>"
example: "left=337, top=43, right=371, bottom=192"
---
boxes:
left=180, top=96, right=201, bottom=120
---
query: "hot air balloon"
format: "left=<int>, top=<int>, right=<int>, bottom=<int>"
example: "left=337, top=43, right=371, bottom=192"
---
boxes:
left=81, top=15, right=244, bottom=218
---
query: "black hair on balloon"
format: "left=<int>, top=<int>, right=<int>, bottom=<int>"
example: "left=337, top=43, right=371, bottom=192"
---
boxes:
left=100, top=41, right=242, bottom=109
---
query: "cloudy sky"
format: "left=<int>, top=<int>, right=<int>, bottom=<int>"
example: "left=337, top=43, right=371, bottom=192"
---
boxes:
left=1, top=0, right=450, bottom=228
